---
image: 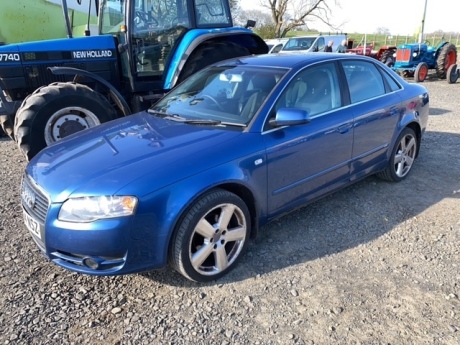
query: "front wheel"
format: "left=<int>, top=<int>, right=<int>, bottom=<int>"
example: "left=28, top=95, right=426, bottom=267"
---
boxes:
left=414, top=62, right=428, bottom=82
left=14, top=82, right=118, bottom=161
left=377, top=127, right=418, bottom=182
left=170, top=189, right=250, bottom=282
left=447, top=64, right=459, bottom=84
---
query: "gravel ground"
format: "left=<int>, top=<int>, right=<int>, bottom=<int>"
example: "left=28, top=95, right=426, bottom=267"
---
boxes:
left=0, top=79, right=459, bottom=345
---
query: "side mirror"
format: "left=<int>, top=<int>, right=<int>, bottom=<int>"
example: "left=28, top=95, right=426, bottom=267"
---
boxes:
left=270, top=108, right=311, bottom=127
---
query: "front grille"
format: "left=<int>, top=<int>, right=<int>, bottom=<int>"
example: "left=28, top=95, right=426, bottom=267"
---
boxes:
left=396, top=49, right=411, bottom=62
left=24, top=64, right=66, bottom=91
left=21, top=174, right=50, bottom=224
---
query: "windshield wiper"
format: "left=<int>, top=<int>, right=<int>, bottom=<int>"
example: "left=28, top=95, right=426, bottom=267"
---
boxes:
left=148, top=110, right=222, bottom=125
left=147, top=110, right=186, bottom=121
left=182, top=119, right=222, bottom=125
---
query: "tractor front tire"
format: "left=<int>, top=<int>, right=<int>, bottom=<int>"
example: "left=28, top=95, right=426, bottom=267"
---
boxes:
left=14, top=82, right=118, bottom=161
left=447, top=64, right=459, bottom=84
left=436, top=43, right=457, bottom=79
left=178, top=41, right=250, bottom=84
left=414, top=62, right=428, bottom=82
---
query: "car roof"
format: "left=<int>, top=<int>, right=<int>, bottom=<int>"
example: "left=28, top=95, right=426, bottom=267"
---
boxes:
left=214, top=52, right=378, bottom=69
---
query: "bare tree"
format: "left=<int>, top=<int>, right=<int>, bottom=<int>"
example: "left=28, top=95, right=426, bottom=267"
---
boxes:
left=241, top=9, right=274, bottom=27
left=262, top=0, right=343, bottom=38
left=375, top=27, right=391, bottom=36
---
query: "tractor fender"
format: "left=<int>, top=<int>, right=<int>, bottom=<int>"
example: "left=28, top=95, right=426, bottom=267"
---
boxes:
left=48, top=66, right=132, bottom=116
left=164, top=28, right=268, bottom=89
left=433, top=41, right=449, bottom=59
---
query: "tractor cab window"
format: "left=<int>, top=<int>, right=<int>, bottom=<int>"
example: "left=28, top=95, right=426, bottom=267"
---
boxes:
left=100, top=0, right=126, bottom=34
left=195, top=0, right=232, bottom=27
left=130, top=0, right=190, bottom=77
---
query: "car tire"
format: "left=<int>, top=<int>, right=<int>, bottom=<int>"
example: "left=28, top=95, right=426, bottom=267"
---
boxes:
left=14, top=82, right=118, bottom=161
left=177, top=41, right=250, bottom=84
left=377, top=127, right=418, bottom=182
left=170, top=189, right=250, bottom=282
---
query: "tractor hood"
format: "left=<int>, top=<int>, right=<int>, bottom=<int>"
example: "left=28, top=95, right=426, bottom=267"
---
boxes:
left=26, top=112, right=250, bottom=203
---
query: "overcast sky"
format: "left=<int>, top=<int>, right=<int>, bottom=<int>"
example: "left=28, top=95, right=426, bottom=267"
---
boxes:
left=242, top=0, right=460, bottom=36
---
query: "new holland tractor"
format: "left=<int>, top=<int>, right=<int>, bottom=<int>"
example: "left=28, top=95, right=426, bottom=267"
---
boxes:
left=391, top=41, right=458, bottom=83
left=0, top=0, right=268, bottom=160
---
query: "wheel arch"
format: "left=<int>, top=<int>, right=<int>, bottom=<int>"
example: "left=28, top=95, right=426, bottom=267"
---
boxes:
left=164, top=180, right=260, bottom=266
left=49, top=66, right=132, bottom=116
left=164, top=30, right=268, bottom=89
left=405, top=121, right=422, bottom=158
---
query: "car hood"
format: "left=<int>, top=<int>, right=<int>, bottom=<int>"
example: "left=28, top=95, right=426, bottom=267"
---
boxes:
left=26, top=112, right=246, bottom=202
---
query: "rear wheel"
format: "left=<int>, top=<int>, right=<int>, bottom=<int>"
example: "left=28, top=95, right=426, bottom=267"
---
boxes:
left=377, top=128, right=418, bottom=182
left=436, top=43, right=457, bottom=79
left=177, top=41, right=250, bottom=84
left=170, top=189, right=250, bottom=282
left=14, top=82, right=118, bottom=161
left=414, top=62, right=428, bottom=82
left=447, top=64, right=459, bottom=84
left=379, top=49, right=395, bottom=67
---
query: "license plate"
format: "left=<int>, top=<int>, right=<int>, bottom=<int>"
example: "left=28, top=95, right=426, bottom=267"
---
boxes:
left=23, top=211, right=41, bottom=240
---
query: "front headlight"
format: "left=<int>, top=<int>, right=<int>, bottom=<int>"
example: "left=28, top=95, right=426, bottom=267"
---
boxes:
left=58, top=196, right=138, bottom=222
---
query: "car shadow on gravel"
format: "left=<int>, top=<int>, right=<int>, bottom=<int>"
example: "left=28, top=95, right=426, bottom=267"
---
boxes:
left=430, top=107, right=451, bottom=116
left=116, top=131, right=459, bottom=286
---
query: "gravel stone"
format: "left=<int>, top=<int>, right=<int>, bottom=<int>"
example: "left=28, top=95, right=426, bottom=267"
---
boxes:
left=0, top=81, right=459, bottom=344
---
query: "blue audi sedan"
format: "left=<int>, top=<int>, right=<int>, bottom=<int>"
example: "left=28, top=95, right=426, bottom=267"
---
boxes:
left=21, top=53, right=429, bottom=282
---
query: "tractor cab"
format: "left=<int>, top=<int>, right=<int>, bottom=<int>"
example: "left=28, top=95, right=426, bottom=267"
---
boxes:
left=99, top=0, right=244, bottom=94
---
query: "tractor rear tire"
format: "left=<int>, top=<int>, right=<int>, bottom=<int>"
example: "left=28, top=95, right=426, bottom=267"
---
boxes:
left=414, top=62, right=428, bottom=82
left=436, top=43, right=457, bottom=79
left=177, top=41, right=250, bottom=84
left=380, top=49, right=395, bottom=67
left=0, top=115, right=14, bottom=140
left=14, top=82, right=118, bottom=161
left=447, top=64, right=459, bottom=84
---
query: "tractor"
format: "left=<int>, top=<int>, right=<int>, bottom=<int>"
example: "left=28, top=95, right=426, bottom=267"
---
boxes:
left=0, top=0, right=268, bottom=160
left=345, top=39, right=397, bottom=66
left=391, top=41, right=458, bottom=83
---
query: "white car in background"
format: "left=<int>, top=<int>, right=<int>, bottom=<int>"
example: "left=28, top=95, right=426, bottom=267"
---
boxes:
left=264, top=38, right=288, bottom=53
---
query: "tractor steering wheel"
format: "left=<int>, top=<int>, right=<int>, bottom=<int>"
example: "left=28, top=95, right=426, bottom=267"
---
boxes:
left=134, top=10, right=159, bottom=29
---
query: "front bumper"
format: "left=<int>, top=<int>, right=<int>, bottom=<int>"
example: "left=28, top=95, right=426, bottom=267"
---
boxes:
left=21, top=175, right=169, bottom=276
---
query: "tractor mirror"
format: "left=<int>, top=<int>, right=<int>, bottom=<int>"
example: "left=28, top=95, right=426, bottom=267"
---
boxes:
left=245, top=20, right=256, bottom=29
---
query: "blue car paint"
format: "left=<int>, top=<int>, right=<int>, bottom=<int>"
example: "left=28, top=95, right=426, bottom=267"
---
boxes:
left=22, top=53, right=430, bottom=277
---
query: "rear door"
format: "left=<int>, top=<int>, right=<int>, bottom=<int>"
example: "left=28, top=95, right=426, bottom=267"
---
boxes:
left=340, top=60, right=403, bottom=179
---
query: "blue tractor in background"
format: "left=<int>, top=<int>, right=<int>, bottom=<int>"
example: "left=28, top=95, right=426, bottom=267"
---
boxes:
left=392, top=40, right=458, bottom=83
left=0, top=0, right=268, bottom=160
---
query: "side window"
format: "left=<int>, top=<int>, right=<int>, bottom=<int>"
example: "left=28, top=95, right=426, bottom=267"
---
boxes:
left=274, top=62, right=341, bottom=118
left=272, top=44, right=283, bottom=53
left=315, top=37, right=325, bottom=52
left=343, top=60, right=386, bottom=103
left=195, top=0, right=231, bottom=26
left=379, top=67, right=402, bottom=92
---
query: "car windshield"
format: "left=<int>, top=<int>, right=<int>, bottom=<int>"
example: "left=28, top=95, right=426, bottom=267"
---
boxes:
left=150, top=65, right=288, bottom=126
left=283, top=37, right=316, bottom=51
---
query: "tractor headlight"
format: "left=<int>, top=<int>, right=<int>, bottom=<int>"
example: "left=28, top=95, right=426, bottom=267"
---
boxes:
left=413, top=52, right=418, bottom=57
left=59, top=196, right=138, bottom=222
